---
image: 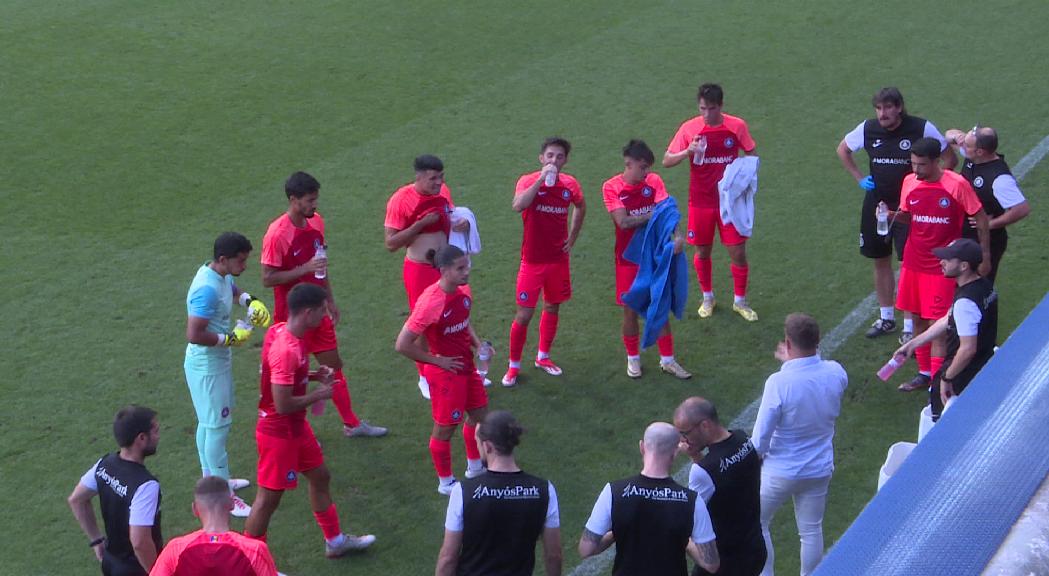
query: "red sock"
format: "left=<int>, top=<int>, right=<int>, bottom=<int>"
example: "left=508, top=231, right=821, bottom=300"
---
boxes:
left=915, top=343, right=932, bottom=374
left=330, top=370, right=360, bottom=428
left=313, top=503, right=342, bottom=540
left=509, top=320, right=527, bottom=363
left=462, top=422, right=480, bottom=460
left=245, top=531, right=267, bottom=543
left=657, top=333, right=674, bottom=357
left=931, top=356, right=945, bottom=377
left=694, top=255, right=713, bottom=293
left=429, top=436, right=452, bottom=477
left=538, top=312, right=559, bottom=355
left=623, top=334, right=640, bottom=356
left=730, top=263, right=749, bottom=299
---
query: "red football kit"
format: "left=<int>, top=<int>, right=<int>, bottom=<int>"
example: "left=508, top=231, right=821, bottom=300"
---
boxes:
left=603, top=172, right=670, bottom=305
left=513, top=171, right=583, bottom=308
left=151, top=529, right=277, bottom=576
left=385, top=183, right=455, bottom=308
left=407, top=283, right=487, bottom=426
left=255, top=323, right=323, bottom=490
left=897, top=171, right=984, bottom=319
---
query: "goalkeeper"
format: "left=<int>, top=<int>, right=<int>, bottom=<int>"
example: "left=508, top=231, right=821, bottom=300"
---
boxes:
left=185, top=231, right=272, bottom=517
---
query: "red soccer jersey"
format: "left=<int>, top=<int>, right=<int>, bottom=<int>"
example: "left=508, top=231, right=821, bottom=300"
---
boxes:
left=899, top=171, right=984, bottom=274
left=603, top=173, right=670, bottom=266
left=667, top=114, right=755, bottom=208
left=406, top=283, right=474, bottom=374
left=150, top=529, right=277, bottom=576
left=257, top=323, right=309, bottom=438
left=384, top=183, right=455, bottom=236
left=515, top=171, right=584, bottom=264
left=261, top=212, right=327, bottom=323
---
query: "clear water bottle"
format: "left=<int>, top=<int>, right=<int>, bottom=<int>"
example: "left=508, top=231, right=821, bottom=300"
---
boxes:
left=313, top=245, right=327, bottom=279
left=876, top=353, right=905, bottom=381
left=876, top=202, right=889, bottom=236
left=691, top=135, right=708, bottom=165
left=544, top=166, right=557, bottom=187
left=476, top=340, right=494, bottom=377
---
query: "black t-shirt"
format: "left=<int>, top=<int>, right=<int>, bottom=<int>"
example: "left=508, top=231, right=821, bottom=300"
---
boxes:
left=95, top=453, right=163, bottom=574
left=458, top=471, right=550, bottom=576
left=855, top=115, right=932, bottom=207
left=610, top=474, right=697, bottom=576
left=961, top=155, right=1012, bottom=243
left=945, top=278, right=998, bottom=390
left=697, top=430, right=763, bottom=555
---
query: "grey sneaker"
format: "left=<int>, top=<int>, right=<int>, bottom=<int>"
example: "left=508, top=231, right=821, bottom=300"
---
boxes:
left=437, top=478, right=459, bottom=496
left=325, top=533, right=377, bottom=558
left=865, top=318, right=897, bottom=338
left=464, top=466, right=486, bottom=479
left=660, top=360, right=693, bottom=380
left=898, top=331, right=914, bottom=346
left=344, top=421, right=388, bottom=438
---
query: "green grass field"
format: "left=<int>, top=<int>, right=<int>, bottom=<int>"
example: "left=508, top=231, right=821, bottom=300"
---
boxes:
left=3, top=1, right=1048, bottom=574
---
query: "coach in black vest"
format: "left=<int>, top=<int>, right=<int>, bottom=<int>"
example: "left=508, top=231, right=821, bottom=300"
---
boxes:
left=675, top=397, right=764, bottom=576
left=68, top=405, right=163, bottom=576
left=896, top=238, right=998, bottom=420
left=436, top=409, right=562, bottom=576
left=580, top=422, right=719, bottom=575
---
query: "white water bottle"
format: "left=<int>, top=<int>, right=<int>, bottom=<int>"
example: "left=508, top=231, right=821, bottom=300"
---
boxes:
left=476, top=340, right=494, bottom=376
left=544, top=166, right=557, bottom=187
left=876, top=202, right=889, bottom=236
left=692, top=135, right=707, bottom=165
left=313, top=245, right=327, bottom=279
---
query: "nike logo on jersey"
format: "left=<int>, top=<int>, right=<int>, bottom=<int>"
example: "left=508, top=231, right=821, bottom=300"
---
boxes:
left=537, top=190, right=547, bottom=196
left=443, top=309, right=453, bottom=318
left=293, top=249, right=302, bottom=256
left=619, top=194, right=630, bottom=201
left=872, top=139, right=883, bottom=148
left=909, top=199, right=920, bottom=205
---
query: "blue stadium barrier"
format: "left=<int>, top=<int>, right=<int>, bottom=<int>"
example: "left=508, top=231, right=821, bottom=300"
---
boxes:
left=815, top=291, right=1049, bottom=576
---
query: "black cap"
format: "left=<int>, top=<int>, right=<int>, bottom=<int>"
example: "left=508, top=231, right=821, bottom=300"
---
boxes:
left=933, top=238, right=982, bottom=267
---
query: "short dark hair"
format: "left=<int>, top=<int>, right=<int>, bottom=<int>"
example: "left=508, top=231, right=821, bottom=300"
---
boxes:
left=194, top=476, right=232, bottom=510
left=414, top=155, right=444, bottom=173
left=910, top=137, right=942, bottom=160
left=435, top=244, right=465, bottom=269
left=288, top=283, right=328, bottom=315
left=285, top=171, right=320, bottom=199
left=622, top=139, right=655, bottom=166
left=974, top=127, right=999, bottom=154
left=785, top=313, right=820, bottom=352
left=478, top=410, right=524, bottom=456
left=213, top=232, right=253, bottom=260
left=113, top=405, right=157, bottom=448
left=871, top=87, right=906, bottom=114
left=541, top=137, right=572, bottom=156
left=697, top=83, right=724, bottom=105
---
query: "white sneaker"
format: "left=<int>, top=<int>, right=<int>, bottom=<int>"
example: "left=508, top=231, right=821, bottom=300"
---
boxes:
left=418, top=376, right=431, bottom=400
left=325, top=533, right=376, bottom=558
left=231, top=494, right=252, bottom=518
left=465, top=466, right=486, bottom=479
left=660, top=360, right=692, bottom=380
left=437, top=478, right=459, bottom=496
left=227, top=478, right=250, bottom=492
left=344, top=421, right=388, bottom=438
left=626, top=357, right=642, bottom=379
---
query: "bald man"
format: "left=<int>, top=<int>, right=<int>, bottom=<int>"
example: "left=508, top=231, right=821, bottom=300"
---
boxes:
left=580, top=422, right=719, bottom=575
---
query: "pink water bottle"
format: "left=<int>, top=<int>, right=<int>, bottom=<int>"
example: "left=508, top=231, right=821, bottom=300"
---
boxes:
left=877, top=353, right=906, bottom=382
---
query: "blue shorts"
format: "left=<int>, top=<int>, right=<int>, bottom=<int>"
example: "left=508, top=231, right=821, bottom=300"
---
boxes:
left=184, top=360, right=234, bottom=428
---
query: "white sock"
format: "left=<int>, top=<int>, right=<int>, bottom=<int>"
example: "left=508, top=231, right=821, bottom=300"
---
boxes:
left=418, top=375, right=428, bottom=385
left=660, top=356, right=675, bottom=365
left=508, top=360, right=520, bottom=369
left=439, top=475, right=456, bottom=485
left=536, top=351, right=549, bottom=360
left=627, top=355, right=641, bottom=362
left=880, top=307, right=895, bottom=321
left=466, top=458, right=483, bottom=472
left=326, top=533, right=346, bottom=547
left=919, top=371, right=931, bottom=377
left=734, top=295, right=746, bottom=305
left=903, top=318, right=914, bottom=332
left=702, top=291, right=715, bottom=301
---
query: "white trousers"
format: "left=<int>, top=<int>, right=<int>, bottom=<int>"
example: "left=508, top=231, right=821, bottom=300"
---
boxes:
left=759, top=473, right=831, bottom=576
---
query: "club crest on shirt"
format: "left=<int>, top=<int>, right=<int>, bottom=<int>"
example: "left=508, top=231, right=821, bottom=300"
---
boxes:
left=973, top=176, right=984, bottom=188
left=221, top=406, right=230, bottom=418
left=562, top=189, right=570, bottom=200
left=463, top=297, right=471, bottom=309
left=313, top=238, right=323, bottom=251
left=939, top=197, right=950, bottom=208
left=724, top=137, right=734, bottom=148
left=688, top=230, right=695, bottom=239
left=518, top=291, right=529, bottom=301
left=286, top=470, right=297, bottom=482
left=451, top=409, right=463, bottom=422
left=642, top=187, right=653, bottom=197
left=899, top=139, right=912, bottom=151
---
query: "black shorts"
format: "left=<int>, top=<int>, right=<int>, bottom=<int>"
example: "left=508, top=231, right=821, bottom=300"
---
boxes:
left=859, top=190, right=908, bottom=260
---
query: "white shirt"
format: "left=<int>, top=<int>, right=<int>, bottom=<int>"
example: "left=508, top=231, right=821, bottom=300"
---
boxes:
left=584, top=482, right=716, bottom=544
left=752, top=355, right=848, bottom=479
left=688, top=465, right=716, bottom=503
left=80, top=459, right=160, bottom=526
left=444, top=480, right=559, bottom=531
left=951, top=298, right=982, bottom=337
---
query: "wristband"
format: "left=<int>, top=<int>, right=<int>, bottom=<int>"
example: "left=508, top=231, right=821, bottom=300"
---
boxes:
left=239, top=292, right=256, bottom=307
left=89, top=537, right=105, bottom=547
left=217, top=333, right=230, bottom=347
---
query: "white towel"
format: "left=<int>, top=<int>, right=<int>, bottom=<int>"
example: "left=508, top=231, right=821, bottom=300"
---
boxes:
left=718, top=156, right=760, bottom=238
left=450, top=206, right=482, bottom=254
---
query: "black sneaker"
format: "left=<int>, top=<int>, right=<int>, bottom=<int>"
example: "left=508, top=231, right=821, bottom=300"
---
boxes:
left=865, top=319, right=897, bottom=338
left=898, top=373, right=931, bottom=392
left=898, top=331, right=914, bottom=346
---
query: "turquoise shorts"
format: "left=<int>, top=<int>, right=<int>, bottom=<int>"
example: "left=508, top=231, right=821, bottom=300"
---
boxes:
left=184, top=360, right=234, bottom=428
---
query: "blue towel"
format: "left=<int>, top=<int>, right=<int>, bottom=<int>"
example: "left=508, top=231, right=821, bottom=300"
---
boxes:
left=622, top=196, right=688, bottom=349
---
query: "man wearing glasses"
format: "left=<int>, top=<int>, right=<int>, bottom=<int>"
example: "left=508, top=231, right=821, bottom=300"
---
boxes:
left=674, top=397, right=764, bottom=576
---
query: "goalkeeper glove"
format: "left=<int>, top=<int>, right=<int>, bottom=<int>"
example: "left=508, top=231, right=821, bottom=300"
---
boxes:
left=239, top=292, right=272, bottom=327
left=221, top=323, right=253, bottom=347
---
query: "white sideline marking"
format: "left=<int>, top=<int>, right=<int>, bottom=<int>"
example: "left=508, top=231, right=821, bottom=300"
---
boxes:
left=567, top=135, right=1048, bottom=576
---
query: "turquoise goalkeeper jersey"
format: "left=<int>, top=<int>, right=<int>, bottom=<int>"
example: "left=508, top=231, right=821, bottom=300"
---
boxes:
left=185, top=263, right=234, bottom=369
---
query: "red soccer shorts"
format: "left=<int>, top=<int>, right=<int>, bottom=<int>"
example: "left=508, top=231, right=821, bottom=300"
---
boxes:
left=515, top=260, right=572, bottom=308
left=896, top=266, right=955, bottom=320
left=404, top=257, right=441, bottom=310
left=255, top=422, right=324, bottom=491
left=303, top=314, right=338, bottom=355
left=687, top=206, right=747, bottom=247
left=423, top=365, right=488, bottom=426
left=615, top=262, right=639, bottom=306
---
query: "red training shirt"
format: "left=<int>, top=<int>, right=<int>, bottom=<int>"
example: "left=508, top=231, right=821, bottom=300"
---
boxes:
left=406, top=283, right=474, bottom=374
left=150, top=529, right=277, bottom=576
left=261, top=213, right=327, bottom=323
left=899, top=171, right=984, bottom=274
left=257, top=323, right=309, bottom=438
left=602, top=173, right=670, bottom=266
left=384, top=183, right=455, bottom=237
left=667, top=114, right=755, bottom=208
left=515, top=171, right=584, bottom=264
